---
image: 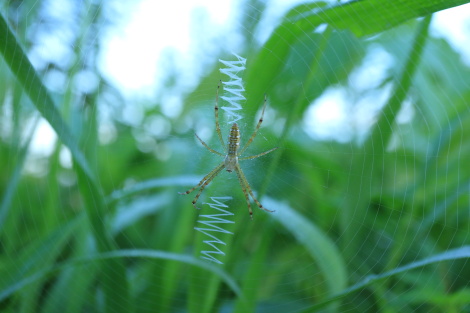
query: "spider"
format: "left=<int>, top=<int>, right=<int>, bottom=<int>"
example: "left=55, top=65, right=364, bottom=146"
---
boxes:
left=179, top=83, right=278, bottom=219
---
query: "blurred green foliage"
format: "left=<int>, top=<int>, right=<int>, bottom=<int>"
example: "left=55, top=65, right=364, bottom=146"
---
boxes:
left=1, top=1, right=470, bottom=313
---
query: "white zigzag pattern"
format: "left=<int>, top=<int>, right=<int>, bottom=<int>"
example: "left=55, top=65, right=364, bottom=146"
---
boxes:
left=194, top=197, right=234, bottom=264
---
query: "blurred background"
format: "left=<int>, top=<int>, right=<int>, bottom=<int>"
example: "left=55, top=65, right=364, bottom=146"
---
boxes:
left=1, top=0, right=470, bottom=312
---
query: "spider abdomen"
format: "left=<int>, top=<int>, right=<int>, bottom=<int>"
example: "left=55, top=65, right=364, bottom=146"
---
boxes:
left=227, top=123, right=240, bottom=155
left=225, top=123, right=240, bottom=172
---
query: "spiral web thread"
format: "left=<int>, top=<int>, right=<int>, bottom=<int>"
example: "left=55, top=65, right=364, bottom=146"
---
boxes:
left=219, top=53, right=246, bottom=124
left=194, top=197, right=234, bottom=264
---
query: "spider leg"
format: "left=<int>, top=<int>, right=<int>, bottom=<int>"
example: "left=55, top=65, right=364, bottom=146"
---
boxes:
left=235, top=164, right=274, bottom=219
left=215, top=81, right=226, bottom=149
left=238, top=94, right=267, bottom=156
left=178, top=161, right=225, bottom=197
left=195, top=133, right=224, bottom=156
left=190, top=162, right=226, bottom=209
left=239, top=147, right=278, bottom=161
left=235, top=167, right=254, bottom=220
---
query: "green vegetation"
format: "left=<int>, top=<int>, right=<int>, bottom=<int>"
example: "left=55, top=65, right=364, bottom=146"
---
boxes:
left=1, top=1, right=470, bottom=312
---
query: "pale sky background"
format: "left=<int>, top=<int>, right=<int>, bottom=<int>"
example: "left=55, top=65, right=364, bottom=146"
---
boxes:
left=98, top=1, right=470, bottom=96
left=30, top=0, right=470, bottom=154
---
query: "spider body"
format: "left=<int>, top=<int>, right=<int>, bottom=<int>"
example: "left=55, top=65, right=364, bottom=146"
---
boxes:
left=179, top=83, right=277, bottom=219
left=224, top=123, right=240, bottom=172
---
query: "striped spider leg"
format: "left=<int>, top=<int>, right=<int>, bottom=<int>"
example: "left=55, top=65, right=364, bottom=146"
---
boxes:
left=179, top=83, right=278, bottom=219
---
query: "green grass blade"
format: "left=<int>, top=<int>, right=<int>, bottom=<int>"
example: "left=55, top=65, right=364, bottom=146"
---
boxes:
left=341, top=16, right=431, bottom=269
left=0, top=249, right=241, bottom=301
left=290, top=0, right=470, bottom=37
left=267, top=198, right=347, bottom=296
left=246, top=0, right=468, bottom=110
left=0, top=13, right=131, bottom=312
left=366, top=15, right=432, bottom=152
left=0, top=14, right=93, bottom=180
left=106, top=175, right=200, bottom=203
left=0, top=215, right=82, bottom=300
left=74, top=165, right=133, bottom=313
left=42, top=224, right=98, bottom=313
left=375, top=16, right=432, bottom=272
left=245, top=21, right=303, bottom=110
left=257, top=26, right=334, bottom=197
left=139, top=204, right=196, bottom=313
left=301, top=246, right=470, bottom=312
left=0, top=115, right=38, bottom=229
left=232, top=232, right=271, bottom=313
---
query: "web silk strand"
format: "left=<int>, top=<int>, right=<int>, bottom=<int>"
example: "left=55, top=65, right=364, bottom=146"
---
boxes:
left=194, top=197, right=234, bottom=264
left=219, top=53, right=246, bottom=124
left=194, top=53, right=246, bottom=264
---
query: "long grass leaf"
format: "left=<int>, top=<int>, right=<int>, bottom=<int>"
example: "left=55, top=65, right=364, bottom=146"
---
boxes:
left=0, top=13, right=131, bottom=312
left=0, top=215, right=82, bottom=299
left=376, top=16, right=432, bottom=272
left=0, top=115, right=38, bottom=229
left=232, top=233, right=271, bottom=313
left=107, top=175, right=200, bottom=203
left=301, top=246, right=470, bottom=312
left=267, top=198, right=347, bottom=296
left=290, top=0, right=470, bottom=37
left=340, top=16, right=431, bottom=270
left=246, top=0, right=468, bottom=110
left=0, top=14, right=93, bottom=180
left=258, top=27, right=333, bottom=197
left=366, top=15, right=431, bottom=152
left=0, top=249, right=241, bottom=301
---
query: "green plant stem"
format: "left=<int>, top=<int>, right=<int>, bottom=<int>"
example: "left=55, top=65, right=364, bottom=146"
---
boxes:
left=341, top=14, right=432, bottom=271
left=382, top=15, right=432, bottom=272
left=258, top=26, right=333, bottom=198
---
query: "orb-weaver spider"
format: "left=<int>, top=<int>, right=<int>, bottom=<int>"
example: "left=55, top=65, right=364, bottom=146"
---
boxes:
left=179, top=83, right=278, bottom=219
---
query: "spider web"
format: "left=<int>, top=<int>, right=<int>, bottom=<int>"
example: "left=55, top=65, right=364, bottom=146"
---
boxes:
left=1, top=1, right=470, bottom=313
